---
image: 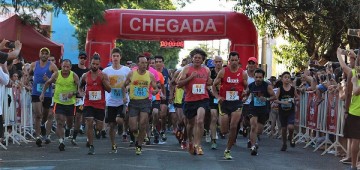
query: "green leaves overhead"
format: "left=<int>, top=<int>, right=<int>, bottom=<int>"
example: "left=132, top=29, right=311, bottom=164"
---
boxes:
left=236, top=0, right=360, bottom=67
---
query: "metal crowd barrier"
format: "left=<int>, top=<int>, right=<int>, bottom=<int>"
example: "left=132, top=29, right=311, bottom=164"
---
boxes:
left=1, top=86, right=31, bottom=150
left=292, top=91, right=346, bottom=156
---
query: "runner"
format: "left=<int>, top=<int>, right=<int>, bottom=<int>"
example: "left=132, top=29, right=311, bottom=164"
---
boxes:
left=29, top=47, right=58, bottom=147
left=212, top=52, right=247, bottom=159
left=102, top=48, right=131, bottom=153
left=71, top=52, right=89, bottom=145
left=177, top=48, right=212, bottom=155
left=247, top=69, right=276, bottom=156
left=208, top=56, right=223, bottom=149
left=40, top=59, right=79, bottom=151
left=242, top=57, right=258, bottom=147
left=274, top=71, right=299, bottom=151
left=124, top=55, right=159, bottom=155
left=155, top=55, right=171, bottom=141
left=78, top=54, right=111, bottom=155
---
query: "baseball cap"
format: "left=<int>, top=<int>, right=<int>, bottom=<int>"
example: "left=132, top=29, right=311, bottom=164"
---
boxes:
left=78, top=52, right=87, bottom=58
left=206, top=59, right=215, bottom=68
left=40, top=47, right=50, bottom=55
left=248, top=57, right=258, bottom=63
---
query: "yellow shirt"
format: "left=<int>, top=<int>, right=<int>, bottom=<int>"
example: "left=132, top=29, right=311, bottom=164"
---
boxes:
left=129, top=70, right=151, bottom=100
left=350, top=69, right=360, bottom=116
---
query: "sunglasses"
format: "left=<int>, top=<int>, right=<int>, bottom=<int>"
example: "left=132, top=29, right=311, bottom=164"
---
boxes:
left=126, top=62, right=132, bottom=65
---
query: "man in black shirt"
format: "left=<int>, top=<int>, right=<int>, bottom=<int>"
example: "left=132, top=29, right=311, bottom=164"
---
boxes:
left=70, top=52, right=89, bottom=145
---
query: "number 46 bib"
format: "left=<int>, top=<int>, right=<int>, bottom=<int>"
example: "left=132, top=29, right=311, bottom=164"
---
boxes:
left=192, top=84, right=205, bottom=94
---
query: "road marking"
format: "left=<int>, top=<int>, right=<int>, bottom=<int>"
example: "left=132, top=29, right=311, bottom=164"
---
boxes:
left=117, top=146, right=187, bottom=154
left=1, top=159, right=80, bottom=163
left=0, top=166, right=55, bottom=170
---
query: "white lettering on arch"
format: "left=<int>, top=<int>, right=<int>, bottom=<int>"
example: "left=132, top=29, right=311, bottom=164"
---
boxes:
left=129, top=18, right=141, bottom=31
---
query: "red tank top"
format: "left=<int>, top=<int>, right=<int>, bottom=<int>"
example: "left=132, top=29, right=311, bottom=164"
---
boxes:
left=184, top=65, right=209, bottom=102
left=84, top=70, right=106, bottom=109
left=219, top=67, right=244, bottom=101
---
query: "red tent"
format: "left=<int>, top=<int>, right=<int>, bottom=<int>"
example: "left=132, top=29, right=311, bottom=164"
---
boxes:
left=0, top=15, right=63, bottom=63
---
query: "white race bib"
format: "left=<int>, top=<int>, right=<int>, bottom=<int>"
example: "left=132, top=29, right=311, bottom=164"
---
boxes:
left=226, top=91, right=239, bottom=101
left=89, top=91, right=101, bottom=101
left=75, top=98, right=84, bottom=106
left=59, top=93, right=70, bottom=102
left=192, top=84, right=205, bottom=94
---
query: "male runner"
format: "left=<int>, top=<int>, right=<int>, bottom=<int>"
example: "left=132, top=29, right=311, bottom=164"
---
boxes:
left=79, top=54, right=111, bottom=155
left=40, top=59, right=79, bottom=151
left=213, top=52, right=247, bottom=159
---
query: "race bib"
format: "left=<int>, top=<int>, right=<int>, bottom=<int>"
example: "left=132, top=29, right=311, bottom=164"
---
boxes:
left=134, top=87, right=148, bottom=97
left=75, top=98, right=84, bottom=106
left=59, top=93, right=70, bottom=102
left=110, top=88, right=122, bottom=99
left=253, top=96, right=266, bottom=107
left=281, top=98, right=293, bottom=109
left=213, top=98, right=218, bottom=104
left=192, top=84, right=205, bottom=94
left=37, top=84, right=49, bottom=93
left=226, top=91, right=239, bottom=101
left=89, top=91, right=101, bottom=101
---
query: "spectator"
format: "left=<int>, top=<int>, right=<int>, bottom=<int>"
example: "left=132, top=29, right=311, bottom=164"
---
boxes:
left=0, top=39, right=22, bottom=147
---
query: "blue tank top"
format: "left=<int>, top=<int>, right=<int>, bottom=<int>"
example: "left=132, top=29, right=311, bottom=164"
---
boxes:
left=162, top=68, right=170, bottom=98
left=32, top=61, right=53, bottom=97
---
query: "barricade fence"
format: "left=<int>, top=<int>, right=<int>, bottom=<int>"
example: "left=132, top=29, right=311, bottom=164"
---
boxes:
left=291, top=90, right=346, bottom=156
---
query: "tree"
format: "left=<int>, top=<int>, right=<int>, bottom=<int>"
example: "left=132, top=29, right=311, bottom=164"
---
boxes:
left=235, top=0, right=360, bottom=64
left=117, top=40, right=180, bottom=69
left=2, top=0, right=181, bottom=67
left=273, top=36, right=309, bottom=71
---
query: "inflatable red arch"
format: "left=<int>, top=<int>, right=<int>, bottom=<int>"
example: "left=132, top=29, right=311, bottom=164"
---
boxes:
left=86, top=9, right=258, bottom=68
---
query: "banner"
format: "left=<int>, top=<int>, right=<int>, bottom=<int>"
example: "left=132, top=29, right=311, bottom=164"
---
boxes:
left=327, top=91, right=338, bottom=133
left=307, top=92, right=318, bottom=129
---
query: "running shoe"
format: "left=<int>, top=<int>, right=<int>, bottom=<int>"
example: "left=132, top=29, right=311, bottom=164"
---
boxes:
left=250, top=145, right=258, bottom=156
left=205, top=132, right=211, bottom=143
left=45, top=137, right=51, bottom=144
left=88, top=145, right=95, bottom=155
left=122, top=132, right=128, bottom=142
left=224, top=150, right=232, bottom=160
left=247, top=140, right=251, bottom=149
left=145, top=137, right=151, bottom=145
left=95, top=130, right=101, bottom=139
left=135, top=146, right=142, bottom=155
left=110, top=144, right=117, bottom=153
left=160, top=131, right=167, bottom=141
left=290, top=140, right=296, bottom=148
left=181, top=141, right=187, bottom=149
left=58, top=142, right=65, bottom=151
left=281, top=144, right=287, bottom=151
left=65, top=129, right=70, bottom=138
left=36, top=137, right=42, bottom=147
left=196, top=146, right=204, bottom=155
left=211, top=142, right=217, bottom=150
left=101, top=130, right=107, bottom=138
left=71, top=139, right=77, bottom=146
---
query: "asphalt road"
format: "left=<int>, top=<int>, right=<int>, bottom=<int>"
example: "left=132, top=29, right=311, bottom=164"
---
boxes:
left=0, top=131, right=348, bottom=170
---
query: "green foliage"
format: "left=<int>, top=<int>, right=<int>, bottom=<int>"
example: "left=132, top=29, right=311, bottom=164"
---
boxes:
left=235, top=0, right=360, bottom=65
left=117, top=40, right=180, bottom=69
left=273, top=37, right=309, bottom=71
left=3, top=0, right=181, bottom=67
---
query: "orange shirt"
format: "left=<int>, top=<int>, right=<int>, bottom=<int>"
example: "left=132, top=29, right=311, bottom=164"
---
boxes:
left=155, top=71, right=165, bottom=100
